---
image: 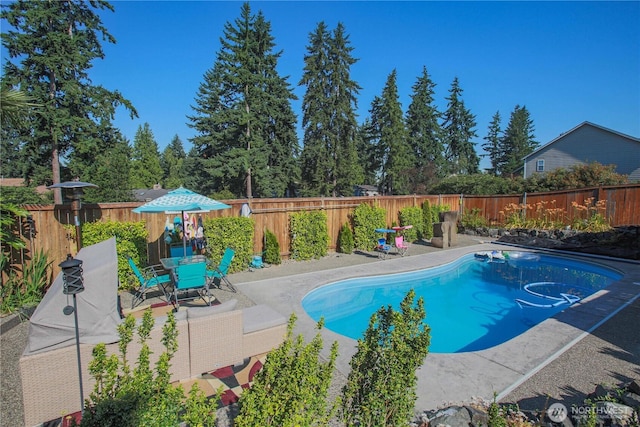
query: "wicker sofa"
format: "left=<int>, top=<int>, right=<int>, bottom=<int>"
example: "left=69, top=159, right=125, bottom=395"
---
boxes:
left=19, top=300, right=287, bottom=427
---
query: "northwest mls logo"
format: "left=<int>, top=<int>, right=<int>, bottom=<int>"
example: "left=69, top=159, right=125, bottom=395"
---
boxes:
left=547, top=402, right=568, bottom=422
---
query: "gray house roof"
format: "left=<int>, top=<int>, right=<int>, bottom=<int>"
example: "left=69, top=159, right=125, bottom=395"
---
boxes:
left=521, top=121, right=640, bottom=180
left=132, top=187, right=171, bottom=202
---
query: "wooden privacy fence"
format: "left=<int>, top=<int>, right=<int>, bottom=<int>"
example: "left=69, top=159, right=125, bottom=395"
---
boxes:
left=463, top=184, right=640, bottom=226
left=12, top=184, right=640, bottom=278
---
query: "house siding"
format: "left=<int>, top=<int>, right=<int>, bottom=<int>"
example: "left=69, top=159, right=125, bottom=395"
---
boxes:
left=524, top=123, right=640, bottom=181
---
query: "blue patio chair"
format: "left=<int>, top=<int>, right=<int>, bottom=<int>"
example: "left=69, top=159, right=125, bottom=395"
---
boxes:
left=165, top=260, right=211, bottom=307
left=206, top=247, right=236, bottom=292
left=128, top=256, right=172, bottom=309
left=376, top=238, right=392, bottom=259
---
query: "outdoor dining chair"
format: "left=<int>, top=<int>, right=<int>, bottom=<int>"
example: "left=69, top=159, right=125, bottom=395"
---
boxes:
left=207, top=247, right=236, bottom=292
left=127, top=256, right=172, bottom=309
left=164, top=260, right=211, bottom=307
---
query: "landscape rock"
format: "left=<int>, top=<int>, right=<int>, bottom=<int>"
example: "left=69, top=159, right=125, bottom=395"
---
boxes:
left=496, top=226, right=640, bottom=260
left=424, top=405, right=471, bottom=427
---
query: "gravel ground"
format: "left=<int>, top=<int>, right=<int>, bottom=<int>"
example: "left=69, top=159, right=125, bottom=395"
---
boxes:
left=3, top=235, right=639, bottom=426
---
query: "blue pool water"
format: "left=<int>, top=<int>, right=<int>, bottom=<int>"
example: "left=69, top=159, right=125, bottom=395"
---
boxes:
left=302, top=252, right=622, bottom=353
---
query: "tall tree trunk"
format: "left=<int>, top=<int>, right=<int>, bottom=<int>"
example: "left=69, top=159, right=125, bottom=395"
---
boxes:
left=245, top=86, right=252, bottom=198
left=49, top=66, right=62, bottom=204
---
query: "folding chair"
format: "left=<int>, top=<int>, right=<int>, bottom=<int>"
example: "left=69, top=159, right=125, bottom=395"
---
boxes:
left=395, top=235, right=410, bottom=257
left=376, top=238, right=392, bottom=259
left=165, top=260, right=211, bottom=307
left=207, top=247, right=236, bottom=292
left=128, top=256, right=172, bottom=309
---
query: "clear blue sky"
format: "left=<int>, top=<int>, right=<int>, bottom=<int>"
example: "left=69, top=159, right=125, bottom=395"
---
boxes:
left=10, top=1, right=640, bottom=170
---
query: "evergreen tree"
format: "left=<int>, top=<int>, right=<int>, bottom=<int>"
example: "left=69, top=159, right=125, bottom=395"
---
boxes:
left=0, top=125, right=25, bottom=179
left=129, top=123, right=163, bottom=189
left=83, top=128, right=133, bottom=203
left=299, top=22, right=333, bottom=196
left=329, top=23, right=363, bottom=196
left=482, top=111, right=502, bottom=175
left=441, top=77, right=479, bottom=175
left=1, top=0, right=136, bottom=202
left=188, top=3, right=299, bottom=198
left=299, top=22, right=362, bottom=196
left=373, top=70, right=413, bottom=195
left=405, top=66, right=444, bottom=192
left=498, top=105, right=537, bottom=176
left=182, top=147, right=205, bottom=192
left=161, top=135, right=186, bottom=189
left=356, top=119, right=381, bottom=187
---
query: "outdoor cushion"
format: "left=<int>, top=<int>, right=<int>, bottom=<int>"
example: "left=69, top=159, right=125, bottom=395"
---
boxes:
left=187, top=299, right=238, bottom=320
left=153, top=308, right=187, bottom=327
left=243, top=305, right=286, bottom=334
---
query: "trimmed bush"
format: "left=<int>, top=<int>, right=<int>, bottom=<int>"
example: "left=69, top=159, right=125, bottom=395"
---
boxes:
left=337, top=222, right=355, bottom=254
left=263, top=229, right=281, bottom=265
left=290, top=211, right=328, bottom=260
left=352, top=203, right=386, bottom=251
left=203, top=216, right=254, bottom=272
left=399, top=206, right=421, bottom=242
left=83, top=220, right=149, bottom=290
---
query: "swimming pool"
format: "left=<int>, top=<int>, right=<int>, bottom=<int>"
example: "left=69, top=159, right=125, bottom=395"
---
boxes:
left=302, top=252, right=623, bottom=353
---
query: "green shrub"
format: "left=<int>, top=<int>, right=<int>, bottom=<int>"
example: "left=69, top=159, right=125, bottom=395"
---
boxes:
left=525, top=162, right=628, bottom=192
left=337, top=222, right=354, bottom=254
left=460, top=208, right=488, bottom=229
left=81, top=310, right=218, bottom=426
left=263, top=229, right=281, bottom=265
left=290, top=211, right=328, bottom=260
left=342, top=289, right=431, bottom=427
left=0, top=249, right=52, bottom=315
left=82, top=221, right=149, bottom=290
left=235, top=315, right=339, bottom=426
left=399, top=206, right=421, bottom=242
left=352, top=203, right=386, bottom=251
left=203, top=216, right=254, bottom=272
left=422, top=200, right=434, bottom=239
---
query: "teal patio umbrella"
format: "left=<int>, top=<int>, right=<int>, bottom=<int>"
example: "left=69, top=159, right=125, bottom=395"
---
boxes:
left=133, top=187, right=231, bottom=257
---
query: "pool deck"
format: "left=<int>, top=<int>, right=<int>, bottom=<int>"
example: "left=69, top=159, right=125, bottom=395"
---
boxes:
left=236, top=242, right=640, bottom=412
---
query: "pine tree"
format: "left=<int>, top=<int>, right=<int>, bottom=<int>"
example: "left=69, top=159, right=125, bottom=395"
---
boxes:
left=188, top=3, right=299, bottom=198
left=441, top=77, right=479, bottom=175
left=356, top=119, right=381, bottom=187
left=129, top=123, right=163, bottom=189
left=406, top=66, right=444, bottom=192
left=1, top=0, right=136, bottom=202
left=299, top=22, right=361, bottom=196
left=498, top=105, right=538, bottom=176
left=373, top=70, right=413, bottom=195
left=329, top=23, right=363, bottom=196
left=161, top=135, right=186, bottom=189
left=84, top=128, right=133, bottom=203
left=482, top=111, right=502, bottom=176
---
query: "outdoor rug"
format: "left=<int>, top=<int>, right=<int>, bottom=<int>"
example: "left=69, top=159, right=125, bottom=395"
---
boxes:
left=175, top=353, right=267, bottom=407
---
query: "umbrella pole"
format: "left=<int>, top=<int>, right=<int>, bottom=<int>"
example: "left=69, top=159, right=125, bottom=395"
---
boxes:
left=182, top=210, right=188, bottom=258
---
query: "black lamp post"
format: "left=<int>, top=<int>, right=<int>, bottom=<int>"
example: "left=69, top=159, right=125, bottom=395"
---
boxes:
left=59, top=254, right=85, bottom=413
left=48, top=181, right=98, bottom=253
